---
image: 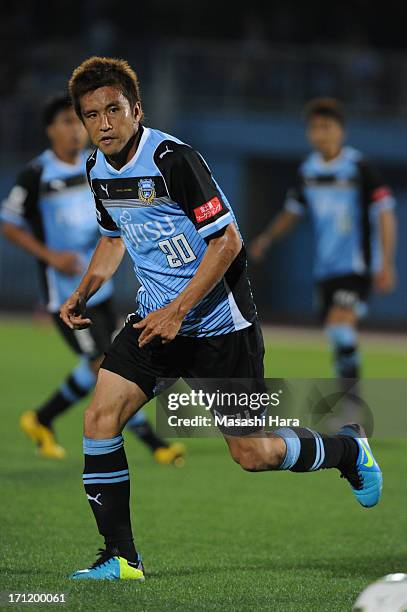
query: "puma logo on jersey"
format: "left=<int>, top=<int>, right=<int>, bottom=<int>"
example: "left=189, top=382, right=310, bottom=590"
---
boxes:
left=159, top=145, right=173, bottom=159
left=100, top=184, right=110, bottom=198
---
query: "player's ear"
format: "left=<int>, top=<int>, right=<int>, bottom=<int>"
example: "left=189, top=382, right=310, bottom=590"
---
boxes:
left=133, top=102, right=142, bottom=123
left=46, top=124, right=55, bottom=143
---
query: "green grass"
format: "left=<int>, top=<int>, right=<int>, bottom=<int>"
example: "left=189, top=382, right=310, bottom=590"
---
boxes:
left=1, top=320, right=406, bottom=611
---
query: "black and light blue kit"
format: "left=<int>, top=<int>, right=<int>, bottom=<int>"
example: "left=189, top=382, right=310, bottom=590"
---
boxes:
left=1, top=149, right=113, bottom=312
left=87, top=126, right=257, bottom=337
left=1, top=149, right=118, bottom=408
left=284, top=146, right=396, bottom=282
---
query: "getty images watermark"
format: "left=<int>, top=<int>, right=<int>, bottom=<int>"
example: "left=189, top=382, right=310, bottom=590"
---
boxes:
left=165, top=388, right=299, bottom=429
left=155, top=378, right=407, bottom=439
left=155, top=380, right=308, bottom=437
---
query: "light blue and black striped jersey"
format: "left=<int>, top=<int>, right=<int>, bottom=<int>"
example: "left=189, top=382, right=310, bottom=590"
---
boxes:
left=284, top=146, right=396, bottom=281
left=87, top=126, right=256, bottom=337
left=0, top=149, right=113, bottom=311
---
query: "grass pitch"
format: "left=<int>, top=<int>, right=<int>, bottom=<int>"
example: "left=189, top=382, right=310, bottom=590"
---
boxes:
left=1, top=319, right=406, bottom=611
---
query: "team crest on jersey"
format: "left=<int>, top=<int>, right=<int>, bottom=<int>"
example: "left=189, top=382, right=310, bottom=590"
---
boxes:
left=138, top=178, right=156, bottom=203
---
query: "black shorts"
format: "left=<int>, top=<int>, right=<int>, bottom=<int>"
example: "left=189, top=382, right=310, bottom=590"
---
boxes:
left=53, top=299, right=117, bottom=360
left=101, top=314, right=265, bottom=400
left=316, top=274, right=371, bottom=321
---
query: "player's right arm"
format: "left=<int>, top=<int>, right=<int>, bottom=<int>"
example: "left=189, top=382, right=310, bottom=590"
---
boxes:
left=2, top=222, right=81, bottom=275
left=248, top=210, right=301, bottom=262
left=0, top=164, right=81, bottom=275
left=248, top=171, right=306, bottom=262
left=60, top=236, right=125, bottom=329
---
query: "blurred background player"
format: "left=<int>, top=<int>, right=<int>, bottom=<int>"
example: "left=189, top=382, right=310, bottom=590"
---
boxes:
left=0, top=93, right=185, bottom=465
left=249, top=98, right=397, bottom=382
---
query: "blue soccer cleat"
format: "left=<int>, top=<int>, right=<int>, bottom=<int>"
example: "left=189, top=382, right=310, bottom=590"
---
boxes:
left=70, top=548, right=145, bottom=581
left=338, top=423, right=382, bottom=508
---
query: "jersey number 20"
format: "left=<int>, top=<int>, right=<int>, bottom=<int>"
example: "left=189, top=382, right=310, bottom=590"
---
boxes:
left=158, top=233, right=197, bottom=268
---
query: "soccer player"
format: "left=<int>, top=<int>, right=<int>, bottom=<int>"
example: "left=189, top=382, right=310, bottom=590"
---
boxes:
left=0, top=94, right=185, bottom=465
left=62, top=58, right=383, bottom=581
left=250, top=98, right=397, bottom=381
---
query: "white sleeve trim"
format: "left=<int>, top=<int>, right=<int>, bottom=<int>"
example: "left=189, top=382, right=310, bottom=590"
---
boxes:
left=284, top=198, right=305, bottom=216
left=99, top=226, right=121, bottom=237
left=0, top=210, right=26, bottom=226
left=372, top=196, right=396, bottom=212
left=197, top=211, right=233, bottom=238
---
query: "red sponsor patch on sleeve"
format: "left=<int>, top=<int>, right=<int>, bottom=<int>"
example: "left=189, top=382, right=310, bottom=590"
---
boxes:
left=372, top=186, right=391, bottom=202
left=193, top=197, right=223, bottom=223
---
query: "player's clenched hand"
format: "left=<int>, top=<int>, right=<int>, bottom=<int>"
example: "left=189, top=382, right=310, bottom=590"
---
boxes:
left=48, top=250, right=82, bottom=276
left=374, top=264, right=396, bottom=294
left=60, top=291, right=92, bottom=330
left=134, top=305, right=183, bottom=347
left=248, top=235, right=268, bottom=262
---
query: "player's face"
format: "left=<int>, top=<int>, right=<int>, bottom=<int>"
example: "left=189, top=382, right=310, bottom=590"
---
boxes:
left=307, top=116, right=344, bottom=158
left=47, top=108, right=88, bottom=155
left=80, top=86, right=141, bottom=156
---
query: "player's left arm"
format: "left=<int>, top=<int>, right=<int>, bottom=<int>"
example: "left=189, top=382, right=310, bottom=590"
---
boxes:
left=359, top=158, right=397, bottom=293
left=376, top=207, right=397, bottom=293
left=135, top=142, right=241, bottom=346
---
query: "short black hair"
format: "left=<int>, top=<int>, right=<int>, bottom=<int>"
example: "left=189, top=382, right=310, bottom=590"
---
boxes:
left=43, top=93, right=72, bottom=127
left=304, top=97, right=345, bottom=126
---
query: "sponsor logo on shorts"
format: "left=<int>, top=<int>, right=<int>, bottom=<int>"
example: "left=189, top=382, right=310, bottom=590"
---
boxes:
left=333, top=289, right=358, bottom=308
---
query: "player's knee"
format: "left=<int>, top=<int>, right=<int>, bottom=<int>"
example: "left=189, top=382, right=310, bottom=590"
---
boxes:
left=84, top=399, right=121, bottom=438
left=326, top=306, right=357, bottom=327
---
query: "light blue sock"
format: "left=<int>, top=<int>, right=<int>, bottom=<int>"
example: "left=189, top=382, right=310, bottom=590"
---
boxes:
left=326, top=324, right=360, bottom=378
left=276, top=427, right=301, bottom=470
left=127, top=410, right=147, bottom=428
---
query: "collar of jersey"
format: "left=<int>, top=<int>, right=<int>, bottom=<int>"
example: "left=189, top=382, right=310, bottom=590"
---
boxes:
left=314, top=146, right=352, bottom=169
left=102, top=127, right=150, bottom=175
left=46, top=148, right=85, bottom=172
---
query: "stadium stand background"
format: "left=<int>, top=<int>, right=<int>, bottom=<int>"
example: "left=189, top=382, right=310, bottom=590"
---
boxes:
left=1, top=1, right=406, bottom=328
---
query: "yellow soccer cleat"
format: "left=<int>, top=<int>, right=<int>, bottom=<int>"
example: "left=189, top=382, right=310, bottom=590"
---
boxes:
left=19, top=410, right=66, bottom=459
left=153, top=442, right=186, bottom=467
